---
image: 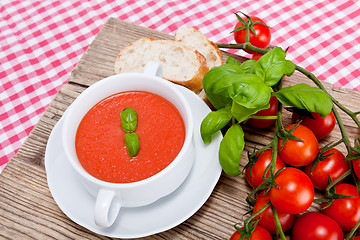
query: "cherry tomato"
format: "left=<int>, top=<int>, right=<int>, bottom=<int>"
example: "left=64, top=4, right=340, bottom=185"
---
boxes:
left=251, top=53, right=263, bottom=60
left=247, top=96, right=278, bottom=129
left=229, top=225, right=272, bottom=240
left=234, top=16, right=271, bottom=54
left=269, top=167, right=314, bottom=214
left=230, top=230, right=241, bottom=240
left=278, top=124, right=319, bottom=167
left=352, top=157, right=360, bottom=179
left=292, top=211, right=343, bottom=240
left=292, top=110, right=336, bottom=140
left=321, top=183, right=360, bottom=231
left=253, top=190, right=296, bottom=234
left=245, top=149, right=285, bottom=188
left=304, top=148, right=348, bottom=190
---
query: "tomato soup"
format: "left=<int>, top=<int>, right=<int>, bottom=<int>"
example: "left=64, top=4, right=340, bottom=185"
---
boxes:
left=75, top=91, right=186, bottom=183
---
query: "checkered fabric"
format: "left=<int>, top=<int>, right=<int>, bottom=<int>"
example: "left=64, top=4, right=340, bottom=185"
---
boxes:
left=1, top=0, right=360, bottom=172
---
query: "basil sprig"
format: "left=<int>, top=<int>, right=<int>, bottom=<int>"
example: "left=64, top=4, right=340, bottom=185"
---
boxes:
left=120, top=107, right=140, bottom=157
left=200, top=47, right=332, bottom=176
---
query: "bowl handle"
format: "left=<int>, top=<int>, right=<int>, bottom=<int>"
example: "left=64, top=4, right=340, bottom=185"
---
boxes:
left=144, top=61, right=163, bottom=78
left=94, top=189, right=121, bottom=228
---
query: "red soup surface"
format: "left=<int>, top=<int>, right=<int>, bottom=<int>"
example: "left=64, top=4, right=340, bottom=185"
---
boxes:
left=75, top=91, right=185, bottom=183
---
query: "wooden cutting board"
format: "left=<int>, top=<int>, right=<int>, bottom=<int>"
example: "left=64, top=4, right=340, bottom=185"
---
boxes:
left=1, top=18, right=359, bottom=239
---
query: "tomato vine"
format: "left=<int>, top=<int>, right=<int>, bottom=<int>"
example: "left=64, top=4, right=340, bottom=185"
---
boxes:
left=204, top=12, right=360, bottom=240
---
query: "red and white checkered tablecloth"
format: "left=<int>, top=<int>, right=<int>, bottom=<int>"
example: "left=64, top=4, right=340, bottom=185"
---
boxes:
left=1, top=0, right=360, bottom=173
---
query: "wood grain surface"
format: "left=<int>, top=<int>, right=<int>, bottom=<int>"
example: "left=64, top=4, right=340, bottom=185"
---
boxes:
left=1, top=18, right=359, bottom=240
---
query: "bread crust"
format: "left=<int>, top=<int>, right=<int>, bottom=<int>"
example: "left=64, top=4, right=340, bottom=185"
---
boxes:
left=178, top=49, right=208, bottom=92
left=114, top=37, right=208, bottom=92
left=174, top=27, right=223, bottom=69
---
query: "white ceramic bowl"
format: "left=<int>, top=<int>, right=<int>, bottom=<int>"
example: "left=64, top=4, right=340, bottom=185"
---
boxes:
left=62, top=62, right=195, bottom=228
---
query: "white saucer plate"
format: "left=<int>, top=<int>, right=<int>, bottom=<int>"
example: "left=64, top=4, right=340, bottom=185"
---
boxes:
left=45, top=85, right=223, bottom=238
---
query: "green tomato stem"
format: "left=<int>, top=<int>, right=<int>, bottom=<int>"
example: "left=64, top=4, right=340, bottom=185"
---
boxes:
left=351, top=166, right=360, bottom=196
left=216, top=43, right=268, bottom=54
left=243, top=201, right=270, bottom=233
left=246, top=182, right=266, bottom=206
left=270, top=204, right=286, bottom=240
left=249, top=202, right=270, bottom=220
left=346, top=218, right=360, bottom=240
left=270, top=78, right=284, bottom=175
left=325, top=169, right=352, bottom=194
left=245, top=26, right=250, bottom=45
left=251, top=142, right=273, bottom=159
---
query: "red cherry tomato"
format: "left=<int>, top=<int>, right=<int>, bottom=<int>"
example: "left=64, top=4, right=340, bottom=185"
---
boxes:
left=292, top=110, right=336, bottom=140
left=321, top=183, right=360, bottom=231
left=253, top=190, right=296, bottom=234
left=247, top=96, right=278, bottom=129
left=234, top=16, right=271, bottom=54
left=278, top=124, right=319, bottom=167
left=352, top=157, right=360, bottom=179
left=251, top=53, right=263, bottom=60
left=292, top=212, right=343, bottom=240
left=230, top=230, right=241, bottom=240
left=229, top=225, right=272, bottom=240
left=304, top=148, right=348, bottom=190
left=269, top=167, right=314, bottom=214
left=245, top=149, right=285, bottom=188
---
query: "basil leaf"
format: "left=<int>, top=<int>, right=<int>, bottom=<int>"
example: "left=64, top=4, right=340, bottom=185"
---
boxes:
left=284, top=59, right=296, bottom=76
left=228, top=74, right=272, bottom=109
left=226, top=56, right=241, bottom=65
left=238, top=60, right=257, bottom=73
left=256, top=47, right=295, bottom=86
left=238, top=60, right=266, bottom=81
left=203, top=64, right=242, bottom=109
left=231, top=101, right=270, bottom=123
left=200, top=106, right=232, bottom=144
left=273, top=83, right=333, bottom=117
left=219, top=124, right=245, bottom=176
left=120, top=107, right=137, bottom=132
left=124, top=132, right=140, bottom=157
left=233, top=47, right=295, bottom=87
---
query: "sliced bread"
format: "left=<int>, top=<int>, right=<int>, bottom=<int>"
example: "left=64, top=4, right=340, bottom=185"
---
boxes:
left=114, top=37, right=209, bottom=92
left=175, top=27, right=223, bottom=69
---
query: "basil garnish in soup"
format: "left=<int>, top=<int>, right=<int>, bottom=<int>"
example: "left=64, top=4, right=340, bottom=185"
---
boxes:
left=120, top=107, right=140, bottom=157
left=120, top=107, right=138, bottom=132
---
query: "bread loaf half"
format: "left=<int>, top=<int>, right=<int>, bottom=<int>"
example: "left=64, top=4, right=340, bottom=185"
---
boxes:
left=114, top=37, right=209, bottom=92
left=175, top=27, right=223, bottom=69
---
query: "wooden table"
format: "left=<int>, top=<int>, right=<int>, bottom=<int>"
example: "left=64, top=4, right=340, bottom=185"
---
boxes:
left=1, top=18, right=359, bottom=239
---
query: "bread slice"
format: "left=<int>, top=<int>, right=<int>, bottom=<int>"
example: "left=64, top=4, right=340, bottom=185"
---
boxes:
left=175, top=27, right=223, bottom=69
left=114, top=37, right=209, bottom=92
